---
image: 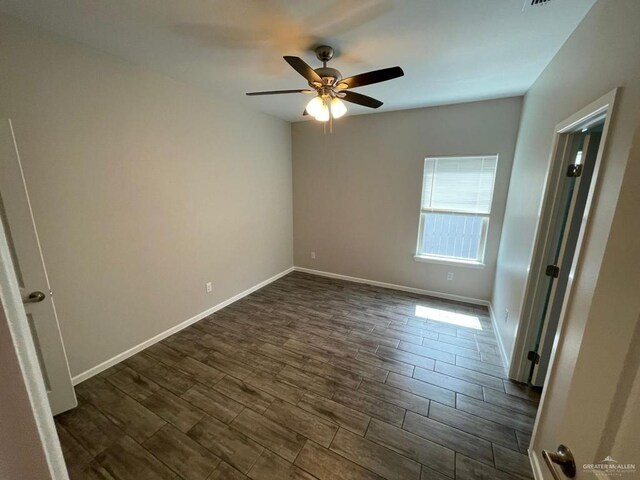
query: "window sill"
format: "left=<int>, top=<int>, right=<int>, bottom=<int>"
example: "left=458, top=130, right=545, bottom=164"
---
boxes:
left=413, top=255, right=485, bottom=269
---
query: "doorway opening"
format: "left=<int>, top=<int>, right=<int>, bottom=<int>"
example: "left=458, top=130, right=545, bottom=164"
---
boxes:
left=528, top=122, right=603, bottom=386
left=510, top=89, right=617, bottom=390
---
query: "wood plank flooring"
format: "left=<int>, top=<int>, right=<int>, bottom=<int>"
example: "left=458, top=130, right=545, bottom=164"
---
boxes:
left=55, top=272, right=540, bottom=480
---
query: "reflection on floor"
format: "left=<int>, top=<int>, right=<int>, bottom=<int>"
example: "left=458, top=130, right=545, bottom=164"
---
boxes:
left=55, top=271, right=541, bottom=480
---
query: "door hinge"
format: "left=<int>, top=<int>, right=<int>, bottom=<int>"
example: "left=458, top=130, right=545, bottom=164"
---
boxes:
left=545, top=264, right=560, bottom=278
left=567, top=164, right=583, bottom=177
left=527, top=350, right=541, bottom=364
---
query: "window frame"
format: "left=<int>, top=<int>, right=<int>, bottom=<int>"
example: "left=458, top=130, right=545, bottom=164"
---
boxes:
left=414, top=154, right=499, bottom=267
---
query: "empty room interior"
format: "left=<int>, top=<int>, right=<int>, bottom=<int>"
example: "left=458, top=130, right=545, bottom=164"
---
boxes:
left=2, top=1, right=640, bottom=479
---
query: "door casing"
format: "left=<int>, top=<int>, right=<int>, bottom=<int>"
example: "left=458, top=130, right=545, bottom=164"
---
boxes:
left=510, top=89, right=618, bottom=384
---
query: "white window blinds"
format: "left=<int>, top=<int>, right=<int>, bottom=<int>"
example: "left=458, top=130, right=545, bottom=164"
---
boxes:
left=421, top=156, right=498, bottom=214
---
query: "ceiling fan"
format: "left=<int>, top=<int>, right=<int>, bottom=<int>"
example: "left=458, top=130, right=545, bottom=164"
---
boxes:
left=246, top=45, right=404, bottom=122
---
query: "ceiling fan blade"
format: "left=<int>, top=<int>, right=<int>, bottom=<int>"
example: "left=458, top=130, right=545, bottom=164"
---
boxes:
left=342, top=91, right=383, bottom=108
left=337, top=66, right=404, bottom=89
left=284, top=56, right=323, bottom=85
left=246, top=89, right=313, bottom=96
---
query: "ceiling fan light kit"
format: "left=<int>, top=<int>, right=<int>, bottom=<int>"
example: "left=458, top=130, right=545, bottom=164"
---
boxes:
left=246, top=45, right=404, bottom=129
left=304, top=96, right=346, bottom=122
left=305, top=96, right=324, bottom=117
left=329, top=97, right=347, bottom=118
left=314, top=100, right=331, bottom=122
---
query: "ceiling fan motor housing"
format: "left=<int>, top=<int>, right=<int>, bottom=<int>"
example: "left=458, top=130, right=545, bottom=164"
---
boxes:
left=313, top=46, right=341, bottom=87
left=314, top=67, right=342, bottom=86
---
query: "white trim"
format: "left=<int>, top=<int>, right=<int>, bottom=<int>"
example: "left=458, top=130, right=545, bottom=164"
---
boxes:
left=510, top=88, right=618, bottom=382
left=529, top=450, right=544, bottom=480
left=294, top=267, right=489, bottom=307
left=72, top=267, right=294, bottom=385
left=73, top=264, right=491, bottom=385
left=489, top=303, right=511, bottom=372
left=413, top=255, right=485, bottom=269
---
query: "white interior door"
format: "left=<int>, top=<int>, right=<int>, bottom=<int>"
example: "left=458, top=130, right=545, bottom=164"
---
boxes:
left=0, top=118, right=76, bottom=415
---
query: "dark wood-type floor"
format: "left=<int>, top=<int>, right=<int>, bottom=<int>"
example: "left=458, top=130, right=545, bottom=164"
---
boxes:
left=55, top=272, right=541, bottom=480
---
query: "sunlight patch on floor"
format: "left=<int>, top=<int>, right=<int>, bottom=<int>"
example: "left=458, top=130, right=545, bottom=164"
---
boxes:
left=414, top=305, right=482, bottom=330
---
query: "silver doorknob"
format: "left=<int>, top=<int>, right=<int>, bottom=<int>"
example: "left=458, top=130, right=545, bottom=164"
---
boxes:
left=543, top=444, right=576, bottom=478
left=23, top=291, right=46, bottom=304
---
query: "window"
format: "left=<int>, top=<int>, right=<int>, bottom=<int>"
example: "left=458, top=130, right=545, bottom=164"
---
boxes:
left=415, top=155, right=498, bottom=265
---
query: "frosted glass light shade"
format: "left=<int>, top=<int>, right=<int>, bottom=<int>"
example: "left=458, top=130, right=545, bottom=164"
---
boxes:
left=330, top=98, right=347, bottom=118
left=306, top=96, right=324, bottom=117
left=315, top=104, right=330, bottom=122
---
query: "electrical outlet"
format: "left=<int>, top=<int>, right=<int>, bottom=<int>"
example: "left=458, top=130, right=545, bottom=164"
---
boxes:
left=447, top=272, right=454, bottom=281
left=205, top=282, right=212, bottom=294
left=311, top=251, right=316, bottom=259
left=504, top=309, right=509, bottom=322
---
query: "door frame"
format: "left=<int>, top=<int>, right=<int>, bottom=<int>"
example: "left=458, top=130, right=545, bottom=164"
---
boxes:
left=0, top=207, right=69, bottom=479
left=509, top=88, right=619, bottom=383
left=529, top=130, right=593, bottom=386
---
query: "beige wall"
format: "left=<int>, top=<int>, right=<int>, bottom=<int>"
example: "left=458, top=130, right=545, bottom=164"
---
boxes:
left=0, top=15, right=293, bottom=378
left=609, top=316, right=640, bottom=468
left=492, top=0, right=640, bottom=362
left=292, top=97, right=522, bottom=302
left=487, top=0, right=640, bottom=472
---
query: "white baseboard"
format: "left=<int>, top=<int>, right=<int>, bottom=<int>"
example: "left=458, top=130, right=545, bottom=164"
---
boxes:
left=489, top=302, right=511, bottom=372
left=293, top=267, right=489, bottom=307
left=73, top=265, right=493, bottom=385
left=72, top=267, right=295, bottom=385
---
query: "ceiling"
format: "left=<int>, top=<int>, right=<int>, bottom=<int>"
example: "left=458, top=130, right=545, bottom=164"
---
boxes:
left=0, top=0, right=596, bottom=121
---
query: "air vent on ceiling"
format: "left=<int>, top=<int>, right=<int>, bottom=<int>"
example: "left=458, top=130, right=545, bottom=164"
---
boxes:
left=523, top=0, right=552, bottom=10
